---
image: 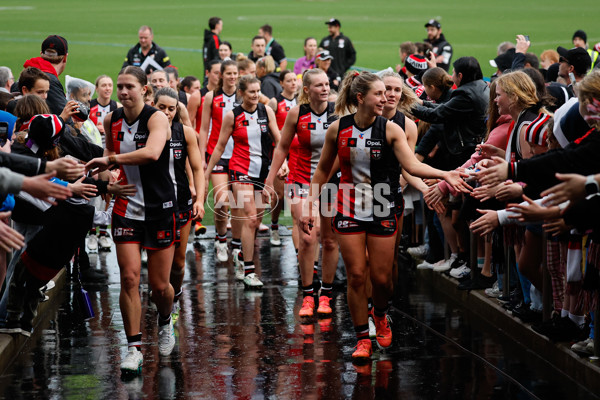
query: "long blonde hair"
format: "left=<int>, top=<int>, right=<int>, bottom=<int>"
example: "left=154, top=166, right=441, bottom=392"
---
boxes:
left=298, top=68, right=328, bottom=105
left=577, top=70, right=600, bottom=129
left=495, top=71, right=539, bottom=113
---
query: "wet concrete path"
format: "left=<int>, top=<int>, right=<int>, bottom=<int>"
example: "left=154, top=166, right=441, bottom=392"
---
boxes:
left=0, top=234, right=598, bottom=399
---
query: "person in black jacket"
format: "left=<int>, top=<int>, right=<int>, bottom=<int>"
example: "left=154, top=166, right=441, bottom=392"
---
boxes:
left=424, top=19, right=453, bottom=72
left=319, top=18, right=356, bottom=75
left=259, top=24, right=287, bottom=70
left=412, top=57, right=489, bottom=165
left=203, top=17, right=223, bottom=77
left=256, top=56, right=281, bottom=99
left=123, top=26, right=171, bottom=75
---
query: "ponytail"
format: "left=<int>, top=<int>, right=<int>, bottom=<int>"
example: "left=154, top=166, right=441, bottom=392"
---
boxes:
left=334, top=71, right=381, bottom=116
left=298, top=68, right=327, bottom=105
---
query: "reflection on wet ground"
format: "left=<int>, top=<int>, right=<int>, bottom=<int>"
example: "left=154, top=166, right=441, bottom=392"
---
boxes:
left=0, top=235, right=598, bottom=399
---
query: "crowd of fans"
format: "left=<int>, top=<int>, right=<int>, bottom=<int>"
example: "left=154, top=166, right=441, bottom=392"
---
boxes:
left=1, top=15, right=600, bottom=375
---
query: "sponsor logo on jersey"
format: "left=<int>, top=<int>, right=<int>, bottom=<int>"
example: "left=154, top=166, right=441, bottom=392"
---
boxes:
left=371, top=148, right=381, bottom=159
left=366, top=139, right=382, bottom=147
left=117, top=131, right=124, bottom=141
left=157, top=230, right=172, bottom=240
left=174, top=149, right=182, bottom=159
left=96, top=112, right=102, bottom=117
left=114, top=227, right=134, bottom=237
left=337, top=219, right=359, bottom=229
left=135, top=142, right=146, bottom=150
left=163, top=201, right=173, bottom=209
left=380, top=219, right=394, bottom=229
left=134, top=133, right=148, bottom=141
left=219, top=102, right=226, bottom=107
left=260, top=124, right=268, bottom=133
left=308, top=122, right=316, bottom=130
left=323, top=123, right=330, bottom=129
left=300, top=123, right=308, bottom=130
left=257, top=118, right=267, bottom=124
left=347, top=138, right=357, bottom=147
left=242, top=120, right=249, bottom=126
left=285, top=106, right=290, bottom=111
left=170, top=141, right=183, bottom=148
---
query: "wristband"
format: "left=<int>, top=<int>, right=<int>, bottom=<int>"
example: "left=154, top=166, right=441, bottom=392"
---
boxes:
left=108, top=155, right=118, bottom=165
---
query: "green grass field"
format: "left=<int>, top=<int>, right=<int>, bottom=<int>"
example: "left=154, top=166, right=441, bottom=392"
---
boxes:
left=1, top=0, right=598, bottom=225
left=2, top=0, right=599, bottom=84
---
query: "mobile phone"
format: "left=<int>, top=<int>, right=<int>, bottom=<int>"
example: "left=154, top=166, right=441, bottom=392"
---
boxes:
left=569, top=72, right=577, bottom=85
left=0, top=122, right=9, bottom=147
left=524, top=35, right=530, bottom=42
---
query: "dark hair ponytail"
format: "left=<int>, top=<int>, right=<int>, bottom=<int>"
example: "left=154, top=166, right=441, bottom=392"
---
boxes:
left=335, top=71, right=381, bottom=116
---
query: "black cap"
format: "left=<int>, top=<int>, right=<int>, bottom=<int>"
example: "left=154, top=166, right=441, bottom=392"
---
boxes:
left=425, top=19, right=441, bottom=29
left=41, top=35, right=68, bottom=56
left=325, top=18, right=341, bottom=27
left=572, top=29, right=587, bottom=44
left=491, top=48, right=515, bottom=73
left=557, top=46, right=592, bottom=74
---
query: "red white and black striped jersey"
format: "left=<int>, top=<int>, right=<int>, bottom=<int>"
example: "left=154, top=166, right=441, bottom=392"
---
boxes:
left=229, top=103, right=273, bottom=178
left=110, top=105, right=176, bottom=220
left=90, top=99, right=118, bottom=126
left=336, top=114, right=395, bottom=221
left=194, top=87, right=210, bottom=134
left=274, top=93, right=297, bottom=130
left=291, top=102, right=337, bottom=184
left=207, top=89, right=238, bottom=159
left=168, top=121, right=192, bottom=211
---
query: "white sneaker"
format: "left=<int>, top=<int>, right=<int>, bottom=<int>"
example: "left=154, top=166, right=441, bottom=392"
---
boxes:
left=407, top=244, right=429, bottom=258
left=141, top=249, right=148, bottom=264
left=416, top=260, right=434, bottom=270
left=432, top=258, right=452, bottom=272
left=368, top=316, right=376, bottom=339
left=270, top=229, right=281, bottom=246
left=215, top=241, right=229, bottom=262
left=484, top=281, right=501, bottom=298
left=98, top=234, right=113, bottom=250
left=243, top=272, right=264, bottom=288
left=87, top=234, right=98, bottom=252
left=232, top=249, right=244, bottom=280
left=571, top=337, right=594, bottom=354
left=450, top=265, right=471, bottom=279
left=157, top=320, right=175, bottom=357
left=121, top=348, right=143, bottom=374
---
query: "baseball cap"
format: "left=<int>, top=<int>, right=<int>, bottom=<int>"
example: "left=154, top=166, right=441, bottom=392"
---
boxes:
left=316, top=50, right=333, bottom=61
left=557, top=46, right=592, bottom=73
left=42, top=35, right=68, bottom=56
left=490, top=48, right=516, bottom=72
left=325, top=18, right=341, bottom=27
left=405, top=54, right=428, bottom=76
left=425, top=19, right=441, bottom=29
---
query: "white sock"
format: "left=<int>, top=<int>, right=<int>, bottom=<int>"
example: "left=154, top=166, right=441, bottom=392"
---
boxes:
left=568, top=312, right=585, bottom=328
left=561, top=309, right=569, bottom=318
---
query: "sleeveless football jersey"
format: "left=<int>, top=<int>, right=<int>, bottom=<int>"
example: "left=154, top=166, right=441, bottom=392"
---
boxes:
left=336, top=114, right=395, bottom=221
left=168, top=121, right=192, bottom=211
left=274, top=93, right=297, bottom=130
left=292, top=102, right=337, bottom=184
left=229, top=103, right=273, bottom=178
left=110, top=105, right=176, bottom=220
left=206, top=89, right=238, bottom=159
left=90, top=98, right=118, bottom=126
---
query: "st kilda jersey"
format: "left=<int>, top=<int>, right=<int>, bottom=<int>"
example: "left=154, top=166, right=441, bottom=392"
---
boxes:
left=90, top=99, right=118, bottom=126
left=206, top=89, right=239, bottom=158
left=291, top=102, right=337, bottom=184
left=168, top=121, right=192, bottom=211
left=229, top=103, right=274, bottom=178
left=274, top=93, right=297, bottom=130
left=194, top=87, right=210, bottom=134
left=388, top=111, right=406, bottom=199
left=336, top=114, right=396, bottom=221
left=110, top=105, right=176, bottom=220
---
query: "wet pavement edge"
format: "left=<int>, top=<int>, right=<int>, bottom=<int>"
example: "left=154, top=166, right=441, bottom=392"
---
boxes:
left=0, top=268, right=66, bottom=376
left=418, top=268, right=600, bottom=394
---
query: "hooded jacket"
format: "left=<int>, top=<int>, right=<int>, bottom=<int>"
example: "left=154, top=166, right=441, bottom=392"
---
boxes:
left=412, top=79, right=489, bottom=157
left=23, top=57, right=67, bottom=115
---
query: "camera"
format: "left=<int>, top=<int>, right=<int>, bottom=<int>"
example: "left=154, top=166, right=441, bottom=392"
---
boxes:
left=0, top=122, right=8, bottom=147
left=73, top=101, right=89, bottom=122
